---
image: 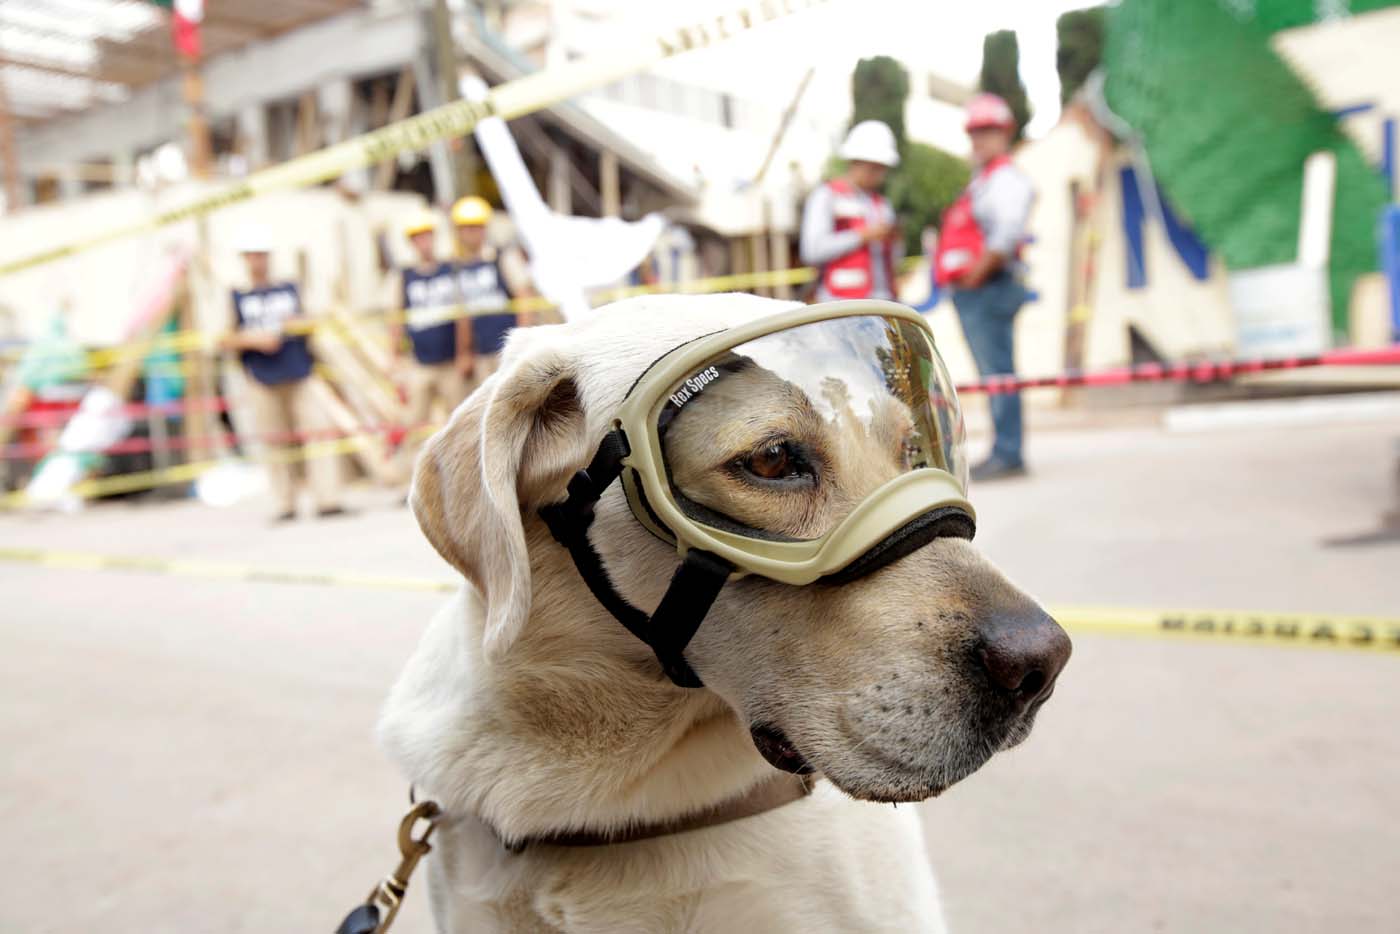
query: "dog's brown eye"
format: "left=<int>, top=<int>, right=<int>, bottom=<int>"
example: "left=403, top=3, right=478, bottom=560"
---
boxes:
left=735, top=440, right=816, bottom=486
left=747, top=443, right=793, bottom=479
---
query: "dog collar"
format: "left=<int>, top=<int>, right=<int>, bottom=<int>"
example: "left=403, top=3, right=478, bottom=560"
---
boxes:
left=500, top=772, right=817, bottom=852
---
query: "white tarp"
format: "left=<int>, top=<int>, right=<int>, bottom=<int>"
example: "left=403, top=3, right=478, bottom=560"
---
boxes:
left=463, top=76, right=666, bottom=320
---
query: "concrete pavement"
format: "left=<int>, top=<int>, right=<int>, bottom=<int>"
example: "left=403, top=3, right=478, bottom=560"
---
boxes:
left=1, top=406, right=1396, bottom=933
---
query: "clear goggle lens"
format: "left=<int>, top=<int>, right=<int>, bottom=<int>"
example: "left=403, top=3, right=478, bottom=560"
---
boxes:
left=655, top=315, right=966, bottom=542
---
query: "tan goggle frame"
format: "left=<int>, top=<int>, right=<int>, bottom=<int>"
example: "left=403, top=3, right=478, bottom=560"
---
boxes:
left=614, top=300, right=974, bottom=585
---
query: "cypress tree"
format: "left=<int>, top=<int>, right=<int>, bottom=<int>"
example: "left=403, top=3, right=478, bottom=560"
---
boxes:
left=979, top=30, right=1031, bottom=141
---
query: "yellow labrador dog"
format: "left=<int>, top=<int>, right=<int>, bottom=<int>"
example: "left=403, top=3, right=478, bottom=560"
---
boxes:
left=380, top=293, right=1070, bottom=932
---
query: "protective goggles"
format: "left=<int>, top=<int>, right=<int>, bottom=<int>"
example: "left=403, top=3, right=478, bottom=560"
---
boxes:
left=541, top=301, right=975, bottom=688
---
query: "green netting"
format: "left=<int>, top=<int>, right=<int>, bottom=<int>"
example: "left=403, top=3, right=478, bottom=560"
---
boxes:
left=1104, top=0, right=1393, bottom=336
left=1234, top=0, right=1397, bottom=33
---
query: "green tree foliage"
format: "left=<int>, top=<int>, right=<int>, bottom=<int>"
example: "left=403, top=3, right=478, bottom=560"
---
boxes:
left=887, top=143, right=970, bottom=250
left=979, top=30, right=1031, bottom=140
left=1105, top=0, right=1389, bottom=335
left=850, top=56, right=909, bottom=153
left=1245, top=0, right=1398, bottom=32
left=843, top=56, right=970, bottom=254
left=1056, top=7, right=1106, bottom=105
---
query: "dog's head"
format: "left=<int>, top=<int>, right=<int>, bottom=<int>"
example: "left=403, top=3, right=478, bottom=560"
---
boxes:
left=411, top=294, right=1070, bottom=804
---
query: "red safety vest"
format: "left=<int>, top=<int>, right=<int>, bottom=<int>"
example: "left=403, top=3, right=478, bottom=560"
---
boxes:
left=821, top=178, right=896, bottom=299
left=934, top=154, right=1014, bottom=286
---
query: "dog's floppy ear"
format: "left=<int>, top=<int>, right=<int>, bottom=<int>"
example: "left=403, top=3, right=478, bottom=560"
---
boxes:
left=410, top=347, right=590, bottom=660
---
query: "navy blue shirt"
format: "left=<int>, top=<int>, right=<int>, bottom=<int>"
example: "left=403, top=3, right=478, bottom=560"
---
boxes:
left=457, top=257, right=515, bottom=355
left=232, top=283, right=314, bottom=385
left=402, top=262, right=461, bottom=365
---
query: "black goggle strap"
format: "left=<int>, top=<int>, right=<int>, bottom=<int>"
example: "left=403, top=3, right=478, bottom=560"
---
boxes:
left=539, top=429, right=732, bottom=689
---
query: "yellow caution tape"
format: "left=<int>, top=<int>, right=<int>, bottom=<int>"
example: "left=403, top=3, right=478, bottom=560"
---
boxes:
left=0, top=251, right=923, bottom=503
left=1054, top=605, right=1400, bottom=655
left=0, top=0, right=830, bottom=278
left=600, top=265, right=818, bottom=301
left=0, top=422, right=440, bottom=508
left=0, top=539, right=1391, bottom=656
left=0, top=546, right=456, bottom=594
left=0, top=252, right=900, bottom=374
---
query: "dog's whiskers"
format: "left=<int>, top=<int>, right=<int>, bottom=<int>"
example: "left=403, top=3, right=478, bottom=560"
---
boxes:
left=841, top=708, right=909, bottom=759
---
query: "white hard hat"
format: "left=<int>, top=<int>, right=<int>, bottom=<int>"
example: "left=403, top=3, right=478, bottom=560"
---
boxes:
left=232, top=222, right=274, bottom=254
left=838, top=120, right=900, bottom=167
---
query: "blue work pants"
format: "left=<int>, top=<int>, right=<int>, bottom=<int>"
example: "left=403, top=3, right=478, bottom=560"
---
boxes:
left=952, top=274, right=1029, bottom=465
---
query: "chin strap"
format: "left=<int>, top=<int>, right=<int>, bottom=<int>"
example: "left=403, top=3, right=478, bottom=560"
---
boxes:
left=539, top=429, right=732, bottom=689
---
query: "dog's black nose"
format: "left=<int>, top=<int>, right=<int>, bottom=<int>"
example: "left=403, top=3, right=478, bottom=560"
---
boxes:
left=977, top=606, right=1071, bottom=707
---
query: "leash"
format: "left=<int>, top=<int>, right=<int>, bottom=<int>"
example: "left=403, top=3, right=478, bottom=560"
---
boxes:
left=335, top=799, right=440, bottom=934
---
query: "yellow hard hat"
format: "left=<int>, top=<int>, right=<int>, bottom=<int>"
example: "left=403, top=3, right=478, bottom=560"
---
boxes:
left=403, top=209, right=439, bottom=238
left=451, top=195, right=493, bottom=227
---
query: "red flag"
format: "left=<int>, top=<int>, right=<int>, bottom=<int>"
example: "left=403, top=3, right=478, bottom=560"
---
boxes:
left=149, top=0, right=203, bottom=59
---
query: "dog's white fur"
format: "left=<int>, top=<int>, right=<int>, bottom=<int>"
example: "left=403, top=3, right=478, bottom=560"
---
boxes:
left=381, top=294, right=1053, bottom=931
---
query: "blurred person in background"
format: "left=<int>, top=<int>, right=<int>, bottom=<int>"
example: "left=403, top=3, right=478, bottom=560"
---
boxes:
left=0, top=312, right=88, bottom=490
left=222, top=225, right=344, bottom=521
left=936, top=93, right=1035, bottom=482
left=800, top=120, right=902, bottom=301
left=391, top=208, right=468, bottom=467
left=450, top=196, right=535, bottom=390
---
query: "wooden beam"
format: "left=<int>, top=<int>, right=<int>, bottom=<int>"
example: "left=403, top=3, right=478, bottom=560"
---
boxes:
left=0, top=111, right=42, bottom=129
left=0, top=78, right=21, bottom=211
left=295, top=91, right=320, bottom=156
left=600, top=149, right=620, bottom=218
left=547, top=143, right=570, bottom=214
left=93, top=34, right=175, bottom=72
left=430, top=0, right=475, bottom=198
left=176, top=270, right=220, bottom=464
left=749, top=229, right=770, bottom=297
left=220, top=0, right=363, bottom=41
left=372, top=67, right=415, bottom=190
left=754, top=66, right=814, bottom=185
left=200, top=12, right=281, bottom=41
left=0, top=55, right=140, bottom=86
left=0, top=4, right=357, bottom=103
left=368, top=79, right=390, bottom=131
left=194, top=21, right=273, bottom=54
left=280, top=0, right=364, bottom=17
left=769, top=227, right=792, bottom=299
left=513, top=118, right=601, bottom=214
left=0, top=21, right=167, bottom=86
left=181, top=60, right=212, bottom=179
left=16, top=162, right=122, bottom=182
left=8, top=1, right=404, bottom=159
left=303, top=375, right=396, bottom=485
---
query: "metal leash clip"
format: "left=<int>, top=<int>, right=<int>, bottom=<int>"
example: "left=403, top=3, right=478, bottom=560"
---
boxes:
left=336, top=799, right=441, bottom=934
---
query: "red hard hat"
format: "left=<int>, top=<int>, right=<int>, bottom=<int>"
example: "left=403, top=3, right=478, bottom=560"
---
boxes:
left=965, top=93, right=1016, bottom=131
